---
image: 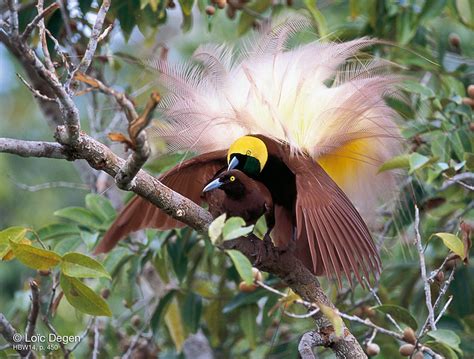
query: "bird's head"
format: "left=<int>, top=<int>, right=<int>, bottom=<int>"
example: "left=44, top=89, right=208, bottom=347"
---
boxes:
left=202, top=169, right=248, bottom=197
left=227, top=136, right=268, bottom=176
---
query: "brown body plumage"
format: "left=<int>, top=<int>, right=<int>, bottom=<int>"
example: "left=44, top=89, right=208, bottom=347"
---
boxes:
left=96, top=135, right=380, bottom=287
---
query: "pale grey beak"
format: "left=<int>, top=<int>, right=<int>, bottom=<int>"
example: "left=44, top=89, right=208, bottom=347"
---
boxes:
left=228, top=156, right=239, bottom=170
left=202, top=178, right=223, bottom=192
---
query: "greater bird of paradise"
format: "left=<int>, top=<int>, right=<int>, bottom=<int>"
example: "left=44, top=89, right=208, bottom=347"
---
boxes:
left=95, top=17, right=401, bottom=287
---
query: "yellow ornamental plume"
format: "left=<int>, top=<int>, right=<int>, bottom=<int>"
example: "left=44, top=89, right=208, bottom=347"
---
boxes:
left=147, top=16, right=402, bottom=220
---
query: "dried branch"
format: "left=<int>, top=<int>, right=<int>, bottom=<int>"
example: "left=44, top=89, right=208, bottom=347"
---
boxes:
left=0, top=138, right=66, bottom=159
left=74, top=72, right=138, bottom=121
left=414, top=205, right=436, bottom=331
left=115, top=92, right=160, bottom=189
left=25, top=280, right=40, bottom=340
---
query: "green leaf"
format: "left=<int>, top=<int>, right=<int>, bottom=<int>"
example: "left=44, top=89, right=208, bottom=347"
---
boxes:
left=54, top=207, right=102, bottom=229
left=430, top=233, right=465, bottom=259
left=0, top=226, right=28, bottom=243
left=378, top=154, right=410, bottom=173
left=304, top=0, right=328, bottom=37
left=9, top=240, right=62, bottom=270
left=319, top=304, right=344, bottom=337
left=60, top=274, right=112, bottom=317
left=239, top=304, right=258, bottom=349
left=223, top=288, right=267, bottom=313
left=237, top=0, right=271, bottom=35
left=208, top=213, right=226, bottom=244
left=253, top=215, right=268, bottom=240
left=456, top=0, right=474, bottom=27
left=223, top=217, right=254, bottom=240
left=61, top=252, right=111, bottom=279
left=226, top=249, right=253, bottom=285
left=182, top=292, right=202, bottom=334
left=164, top=296, right=185, bottom=352
left=425, top=341, right=458, bottom=358
left=37, top=224, right=80, bottom=241
left=178, top=0, right=193, bottom=32
left=85, top=194, right=116, bottom=222
left=372, top=304, right=418, bottom=330
left=151, top=290, right=176, bottom=334
left=0, top=227, right=29, bottom=258
left=419, top=0, right=446, bottom=24
left=402, top=81, right=435, bottom=98
left=465, top=152, right=474, bottom=170
left=409, top=153, right=431, bottom=173
left=427, top=329, right=461, bottom=352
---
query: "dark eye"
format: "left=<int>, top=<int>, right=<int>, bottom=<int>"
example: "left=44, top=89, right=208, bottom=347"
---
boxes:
left=229, top=175, right=236, bottom=182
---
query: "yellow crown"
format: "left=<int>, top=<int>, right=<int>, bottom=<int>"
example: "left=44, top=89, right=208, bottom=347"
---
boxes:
left=227, top=136, right=268, bottom=172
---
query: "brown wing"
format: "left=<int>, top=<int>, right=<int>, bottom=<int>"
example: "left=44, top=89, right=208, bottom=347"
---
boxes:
left=256, top=135, right=380, bottom=287
left=94, top=150, right=227, bottom=253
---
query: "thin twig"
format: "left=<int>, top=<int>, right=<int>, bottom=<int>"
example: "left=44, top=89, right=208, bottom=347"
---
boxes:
left=68, top=318, right=95, bottom=353
left=7, top=0, right=19, bottom=36
left=441, top=173, right=474, bottom=191
left=42, top=316, right=67, bottom=356
left=427, top=256, right=450, bottom=282
left=17, top=73, right=57, bottom=102
left=283, top=308, right=321, bottom=319
left=435, top=295, right=453, bottom=325
left=21, top=2, right=59, bottom=41
left=363, top=277, right=403, bottom=332
left=97, top=24, right=113, bottom=43
left=337, top=312, right=404, bottom=340
left=36, top=0, right=56, bottom=75
left=26, top=280, right=40, bottom=340
left=414, top=205, right=436, bottom=331
left=74, top=72, right=138, bottom=120
left=69, top=0, right=111, bottom=89
left=92, top=318, right=100, bottom=359
left=11, top=179, right=90, bottom=192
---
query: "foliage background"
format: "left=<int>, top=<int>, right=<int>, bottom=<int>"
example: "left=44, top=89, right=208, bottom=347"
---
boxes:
left=0, top=0, right=473, bottom=358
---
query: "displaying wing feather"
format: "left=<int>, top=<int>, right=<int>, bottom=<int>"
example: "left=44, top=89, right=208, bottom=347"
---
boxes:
left=94, top=151, right=226, bottom=254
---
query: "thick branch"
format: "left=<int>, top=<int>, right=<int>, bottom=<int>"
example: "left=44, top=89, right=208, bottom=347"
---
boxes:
left=223, top=236, right=367, bottom=358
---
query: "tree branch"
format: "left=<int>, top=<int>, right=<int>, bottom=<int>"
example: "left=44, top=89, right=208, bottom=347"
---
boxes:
left=0, top=313, right=30, bottom=357
left=25, top=280, right=40, bottom=341
left=20, top=2, right=59, bottom=41
left=0, top=137, right=67, bottom=159
left=414, top=205, right=436, bottom=331
left=223, top=236, right=367, bottom=358
left=0, top=6, right=371, bottom=356
left=70, top=0, right=111, bottom=81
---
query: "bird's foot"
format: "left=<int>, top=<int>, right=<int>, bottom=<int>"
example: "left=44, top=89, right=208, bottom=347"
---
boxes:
left=252, top=233, right=272, bottom=266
